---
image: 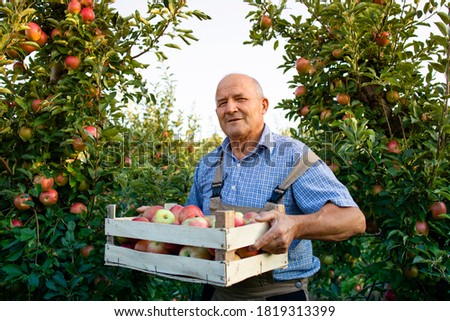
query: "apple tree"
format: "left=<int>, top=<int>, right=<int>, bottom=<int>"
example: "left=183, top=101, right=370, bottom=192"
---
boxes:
left=244, top=0, right=449, bottom=300
left=0, top=0, right=209, bottom=300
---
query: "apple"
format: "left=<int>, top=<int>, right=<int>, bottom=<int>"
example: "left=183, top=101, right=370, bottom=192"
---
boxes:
left=33, top=175, right=54, bottom=192
left=119, top=241, right=137, bottom=249
left=83, top=125, right=98, bottom=140
left=70, top=202, right=87, bottom=214
left=383, top=289, right=397, bottom=301
left=67, top=0, right=81, bottom=14
left=386, top=89, right=399, bottom=104
left=181, top=216, right=210, bottom=228
left=19, top=42, right=37, bottom=54
left=80, top=0, right=94, bottom=8
left=32, top=99, right=43, bottom=113
left=260, top=14, right=272, bottom=29
left=375, top=31, right=390, bottom=47
left=299, top=105, right=309, bottom=117
left=142, top=205, right=164, bottom=221
left=134, top=240, right=169, bottom=254
left=72, top=136, right=86, bottom=151
left=80, top=7, right=95, bottom=23
left=331, top=48, right=343, bottom=59
left=78, top=179, right=89, bottom=191
left=65, top=55, right=81, bottom=70
left=243, top=212, right=259, bottom=225
left=295, top=57, right=311, bottom=74
left=322, top=255, right=334, bottom=266
left=294, top=85, right=307, bottom=97
left=163, top=242, right=183, bottom=254
left=234, top=211, right=245, bottom=227
left=236, top=246, right=260, bottom=258
left=320, top=109, right=332, bottom=121
left=39, top=189, right=58, bottom=206
left=231, top=253, right=242, bottom=260
left=132, top=216, right=150, bottom=222
left=11, top=219, right=24, bottom=228
left=50, top=28, right=63, bottom=39
left=25, top=22, right=42, bottom=42
left=55, top=172, right=69, bottom=186
left=14, top=193, right=32, bottom=210
left=373, top=0, right=387, bottom=5
left=336, top=92, right=350, bottom=105
left=429, top=201, right=446, bottom=220
left=371, top=184, right=383, bottom=195
left=415, top=221, right=429, bottom=236
left=151, top=209, right=176, bottom=224
left=328, top=163, right=340, bottom=175
left=18, top=126, right=33, bottom=141
left=36, top=31, right=48, bottom=47
left=178, top=245, right=213, bottom=260
left=80, top=245, right=94, bottom=258
left=387, top=139, right=401, bottom=154
left=13, top=62, right=26, bottom=74
left=403, top=266, right=419, bottom=279
left=178, top=205, right=204, bottom=224
left=169, top=204, right=184, bottom=221
left=208, top=215, right=216, bottom=228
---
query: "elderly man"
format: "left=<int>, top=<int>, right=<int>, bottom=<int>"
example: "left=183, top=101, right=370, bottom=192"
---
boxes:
left=186, top=73, right=366, bottom=301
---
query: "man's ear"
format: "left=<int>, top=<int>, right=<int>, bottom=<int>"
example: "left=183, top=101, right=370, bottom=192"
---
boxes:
left=261, top=97, right=269, bottom=115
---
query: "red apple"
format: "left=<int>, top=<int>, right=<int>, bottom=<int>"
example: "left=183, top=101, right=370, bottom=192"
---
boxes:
left=429, top=201, right=446, bottom=220
left=132, top=216, right=150, bottom=222
left=72, top=136, right=86, bottom=151
left=181, top=216, right=210, bottom=228
left=151, top=209, right=176, bottom=224
left=25, top=22, right=42, bottom=42
left=83, top=125, right=98, bottom=140
left=169, top=204, right=184, bottom=221
left=80, top=0, right=94, bottom=8
left=375, top=31, right=390, bottom=47
left=332, top=48, right=343, bottom=59
left=134, top=240, right=169, bottom=254
left=142, top=205, right=164, bottom=221
left=70, top=202, right=87, bottom=214
left=299, top=105, right=309, bottom=117
left=39, top=189, right=58, bottom=206
left=35, top=31, right=48, bottom=47
left=163, top=242, right=183, bottom=254
left=80, top=7, right=95, bottom=23
left=50, top=28, right=63, bottom=39
left=11, top=219, right=24, bottom=228
left=178, top=245, right=213, bottom=260
left=33, top=175, right=54, bottom=192
left=236, top=246, right=260, bottom=258
left=243, top=212, right=259, bottom=225
left=67, top=0, right=81, bottom=14
left=415, top=221, right=429, bottom=236
left=14, top=193, right=33, bottom=210
left=320, top=109, right=332, bottom=121
left=178, top=205, right=204, bottom=224
left=383, top=289, right=397, bottom=301
left=328, top=163, right=340, bottom=175
left=80, top=245, right=94, bottom=258
left=295, top=57, right=311, bottom=74
left=19, top=42, right=37, bottom=54
left=294, top=85, right=307, bottom=97
left=336, top=92, right=350, bottom=105
left=387, top=140, right=401, bottom=154
left=234, top=211, right=245, bottom=227
left=386, top=89, right=399, bottom=104
left=65, top=55, right=81, bottom=70
left=371, top=184, right=383, bottom=195
left=32, top=99, right=43, bottom=113
left=260, top=14, right=272, bottom=29
left=55, top=172, right=69, bottom=186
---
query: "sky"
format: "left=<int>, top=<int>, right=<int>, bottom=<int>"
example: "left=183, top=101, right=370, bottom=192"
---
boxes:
left=112, top=0, right=297, bottom=139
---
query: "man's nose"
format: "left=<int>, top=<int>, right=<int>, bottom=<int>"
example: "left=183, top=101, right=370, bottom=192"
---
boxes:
left=224, top=100, right=238, bottom=113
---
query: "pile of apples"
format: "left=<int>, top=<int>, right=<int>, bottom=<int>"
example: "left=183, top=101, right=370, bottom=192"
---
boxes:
left=118, top=204, right=262, bottom=260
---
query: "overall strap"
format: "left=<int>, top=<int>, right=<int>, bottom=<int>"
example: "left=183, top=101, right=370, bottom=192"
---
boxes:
left=267, top=149, right=321, bottom=204
left=211, top=153, right=224, bottom=198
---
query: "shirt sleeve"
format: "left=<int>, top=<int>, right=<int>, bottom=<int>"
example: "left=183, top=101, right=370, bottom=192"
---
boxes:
left=184, top=164, right=204, bottom=211
left=292, top=159, right=358, bottom=214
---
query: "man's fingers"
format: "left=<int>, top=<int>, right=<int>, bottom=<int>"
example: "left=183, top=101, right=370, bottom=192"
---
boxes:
left=136, top=206, right=150, bottom=213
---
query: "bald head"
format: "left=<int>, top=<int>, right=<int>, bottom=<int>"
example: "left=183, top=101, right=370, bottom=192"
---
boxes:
left=215, top=74, right=265, bottom=102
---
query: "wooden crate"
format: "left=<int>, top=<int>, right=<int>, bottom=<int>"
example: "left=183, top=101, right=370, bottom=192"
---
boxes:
left=104, top=204, right=288, bottom=287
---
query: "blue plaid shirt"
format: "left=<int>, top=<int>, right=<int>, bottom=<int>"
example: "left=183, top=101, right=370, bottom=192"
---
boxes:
left=186, top=125, right=358, bottom=280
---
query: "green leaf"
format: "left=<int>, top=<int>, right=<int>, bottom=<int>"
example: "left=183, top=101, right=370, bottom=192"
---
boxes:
left=164, top=43, right=182, bottom=50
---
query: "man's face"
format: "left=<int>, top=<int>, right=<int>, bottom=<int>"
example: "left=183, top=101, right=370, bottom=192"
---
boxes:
left=215, top=75, right=268, bottom=143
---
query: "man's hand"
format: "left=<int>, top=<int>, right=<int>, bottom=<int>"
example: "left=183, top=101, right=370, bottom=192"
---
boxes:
left=248, top=209, right=298, bottom=254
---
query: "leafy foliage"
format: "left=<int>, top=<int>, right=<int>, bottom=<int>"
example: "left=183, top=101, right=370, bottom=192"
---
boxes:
left=0, top=0, right=210, bottom=300
left=244, top=0, right=449, bottom=300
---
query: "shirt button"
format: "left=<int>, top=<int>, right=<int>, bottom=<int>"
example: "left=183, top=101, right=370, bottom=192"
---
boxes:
left=231, top=186, right=236, bottom=190
left=236, top=163, right=241, bottom=167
